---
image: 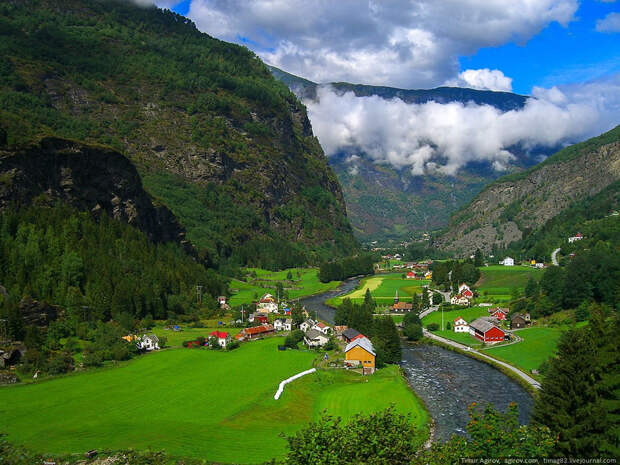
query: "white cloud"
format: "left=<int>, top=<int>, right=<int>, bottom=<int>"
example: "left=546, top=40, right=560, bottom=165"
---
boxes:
left=186, top=0, right=578, bottom=89
left=445, top=69, right=513, bottom=92
left=596, top=12, right=620, bottom=33
left=305, top=74, right=620, bottom=176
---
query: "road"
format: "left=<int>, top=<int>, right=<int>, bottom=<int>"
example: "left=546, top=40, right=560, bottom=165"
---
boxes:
left=551, top=247, right=561, bottom=266
left=422, top=329, right=542, bottom=390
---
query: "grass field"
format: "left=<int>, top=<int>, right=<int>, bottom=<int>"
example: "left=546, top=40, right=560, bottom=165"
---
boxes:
left=421, top=307, right=491, bottom=347
left=328, top=273, right=430, bottom=307
left=229, top=267, right=340, bottom=307
left=0, top=339, right=428, bottom=463
left=151, top=325, right=241, bottom=347
left=476, top=265, right=543, bottom=302
left=484, top=325, right=576, bottom=373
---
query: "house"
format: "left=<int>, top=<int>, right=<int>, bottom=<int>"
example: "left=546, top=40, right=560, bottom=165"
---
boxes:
left=534, top=262, right=545, bottom=269
left=342, top=328, right=364, bottom=343
left=237, top=324, right=275, bottom=341
left=568, top=232, right=584, bottom=243
left=333, top=325, right=348, bottom=339
left=469, top=318, right=506, bottom=343
left=300, top=319, right=316, bottom=333
left=451, top=294, right=470, bottom=306
left=511, top=313, right=531, bottom=329
left=391, top=301, right=413, bottom=312
left=312, top=322, right=331, bottom=335
left=345, top=337, right=376, bottom=374
left=257, top=293, right=279, bottom=313
left=406, top=271, right=416, bottom=279
left=249, top=313, right=269, bottom=324
left=453, top=317, right=469, bottom=333
left=424, top=271, right=432, bottom=280
left=458, top=283, right=471, bottom=294
left=304, top=329, right=329, bottom=347
left=500, top=257, right=515, bottom=266
left=137, top=334, right=160, bottom=351
left=489, top=307, right=509, bottom=321
left=274, top=318, right=293, bottom=331
left=218, top=296, right=227, bottom=306
left=209, top=331, right=231, bottom=348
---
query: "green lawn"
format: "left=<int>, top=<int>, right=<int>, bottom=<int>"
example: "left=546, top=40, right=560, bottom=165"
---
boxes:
left=0, top=339, right=428, bottom=463
left=328, top=273, right=430, bottom=307
left=476, top=265, right=543, bottom=303
left=229, top=267, right=340, bottom=307
left=484, top=326, right=571, bottom=373
left=151, top=325, right=241, bottom=347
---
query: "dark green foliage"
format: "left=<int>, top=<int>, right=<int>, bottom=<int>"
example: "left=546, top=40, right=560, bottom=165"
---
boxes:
left=426, top=322, right=439, bottom=331
left=533, top=308, right=619, bottom=457
left=284, top=329, right=304, bottom=349
left=281, top=406, right=422, bottom=465
left=431, top=260, right=480, bottom=290
left=318, top=254, right=375, bottom=282
left=0, top=203, right=227, bottom=324
left=372, top=316, right=401, bottom=365
left=473, top=248, right=484, bottom=267
left=403, top=322, right=423, bottom=341
left=422, top=403, right=556, bottom=464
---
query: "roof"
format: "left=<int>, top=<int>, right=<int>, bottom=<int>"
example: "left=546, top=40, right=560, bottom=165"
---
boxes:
left=342, top=328, right=361, bottom=339
left=284, top=318, right=293, bottom=324
left=490, top=307, right=509, bottom=314
left=469, top=318, right=504, bottom=334
left=302, top=319, right=315, bottom=326
left=305, top=329, right=327, bottom=340
left=345, top=337, right=376, bottom=356
left=453, top=316, right=468, bottom=324
left=244, top=324, right=274, bottom=335
left=209, top=331, right=229, bottom=339
left=334, top=325, right=348, bottom=333
left=315, top=322, right=328, bottom=329
left=393, top=302, right=413, bottom=310
left=143, top=334, right=159, bottom=342
left=511, top=313, right=527, bottom=321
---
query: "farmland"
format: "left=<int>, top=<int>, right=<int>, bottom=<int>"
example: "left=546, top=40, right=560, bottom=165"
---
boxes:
left=0, top=339, right=428, bottom=463
left=328, top=273, right=430, bottom=307
left=229, top=267, right=340, bottom=307
left=476, top=265, right=544, bottom=303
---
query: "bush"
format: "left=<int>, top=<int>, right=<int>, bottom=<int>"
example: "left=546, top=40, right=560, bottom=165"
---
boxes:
left=227, top=340, right=240, bottom=350
left=446, top=321, right=451, bottom=330
left=403, top=323, right=423, bottom=341
left=82, top=350, right=104, bottom=367
left=426, top=322, right=439, bottom=331
left=110, top=343, right=131, bottom=361
left=324, top=338, right=337, bottom=351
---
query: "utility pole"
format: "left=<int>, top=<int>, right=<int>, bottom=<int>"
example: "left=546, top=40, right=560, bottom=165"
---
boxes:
left=196, top=285, right=203, bottom=305
left=241, top=306, right=245, bottom=323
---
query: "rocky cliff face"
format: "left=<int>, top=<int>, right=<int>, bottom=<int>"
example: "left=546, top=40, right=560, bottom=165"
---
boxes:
left=0, top=137, right=187, bottom=244
left=435, top=127, right=620, bottom=254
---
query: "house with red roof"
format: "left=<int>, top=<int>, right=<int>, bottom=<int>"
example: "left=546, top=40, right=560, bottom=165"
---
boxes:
left=489, top=307, right=509, bottom=321
left=406, top=271, right=416, bottom=279
left=453, top=317, right=469, bottom=333
left=236, top=324, right=275, bottom=341
left=209, top=331, right=231, bottom=348
left=312, top=321, right=331, bottom=335
left=469, top=318, right=507, bottom=343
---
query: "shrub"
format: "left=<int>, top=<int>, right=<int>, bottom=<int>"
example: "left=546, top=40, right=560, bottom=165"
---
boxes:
left=426, top=322, right=439, bottom=331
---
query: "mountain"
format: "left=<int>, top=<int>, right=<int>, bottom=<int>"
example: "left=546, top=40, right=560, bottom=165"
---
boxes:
left=0, top=0, right=357, bottom=269
left=268, top=65, right=547, bottom=243
left=434, top=126, right=620, bottom=255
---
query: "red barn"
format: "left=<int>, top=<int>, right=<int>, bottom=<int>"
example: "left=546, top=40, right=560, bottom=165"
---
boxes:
left=469, top=318, right=506, bottom=343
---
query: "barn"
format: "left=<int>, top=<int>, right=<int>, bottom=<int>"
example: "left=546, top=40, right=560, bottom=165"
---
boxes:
left=469, top=318, right=506, bottom=343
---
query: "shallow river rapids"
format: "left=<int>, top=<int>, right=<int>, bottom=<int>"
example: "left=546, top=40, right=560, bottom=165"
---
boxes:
left=299, top=277, right=533, bottom=440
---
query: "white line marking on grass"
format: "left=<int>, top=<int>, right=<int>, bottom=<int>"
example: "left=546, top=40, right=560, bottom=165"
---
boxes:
left=274, top=368, right=316, bottom=400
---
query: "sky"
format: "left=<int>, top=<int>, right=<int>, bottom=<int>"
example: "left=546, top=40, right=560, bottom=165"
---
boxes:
left=143, top=0, right=619, bottom=176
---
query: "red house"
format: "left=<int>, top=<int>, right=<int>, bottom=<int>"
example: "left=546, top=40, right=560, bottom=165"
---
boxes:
left=462, top=289, right=474, bottom=298
left=489, top=307, right=509, bottom=320
left=469, top=318, right=506, bottom=343
left=406, top=271, right=415, bottom=279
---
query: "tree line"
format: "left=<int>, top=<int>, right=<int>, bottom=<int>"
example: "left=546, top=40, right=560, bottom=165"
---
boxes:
left=318, top=254, right=375, bottom=283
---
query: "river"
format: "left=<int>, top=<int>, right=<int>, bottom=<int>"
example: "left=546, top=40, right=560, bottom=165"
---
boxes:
left=299, top=277, right=534, bottom=441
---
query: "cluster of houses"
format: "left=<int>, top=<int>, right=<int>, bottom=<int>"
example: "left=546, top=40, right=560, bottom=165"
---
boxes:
left=122, top=334, right=160, bottom=351
left=452, top=308, right=532, bottom=344
left=405, top=270, right=433, bottom=280
left=451, top=283, right=474, bottom=306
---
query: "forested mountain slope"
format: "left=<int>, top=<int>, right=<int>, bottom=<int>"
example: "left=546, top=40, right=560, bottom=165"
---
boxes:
left=0, top=0, right=356, bottom=268
left=435, top=126, right=620, bottom=255
left=269, top=66, right=545, bottom=243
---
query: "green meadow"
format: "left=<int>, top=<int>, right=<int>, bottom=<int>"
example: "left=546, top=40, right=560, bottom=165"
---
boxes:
left=229, top=267, right=340, bottom=307
left=484, top=325, right=580, bottom=374
left=0, top=338, right=428, bottom=463
left=476, top=265, right=544, bottom=302
left=421, top=306, right=491, bottom=347
left=328, top=273, right=430, bottom=307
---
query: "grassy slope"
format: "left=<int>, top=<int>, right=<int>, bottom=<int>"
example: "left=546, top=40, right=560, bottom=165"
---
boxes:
left=0, top=339, right=427, bottom=463
left=476, top=265, right=543, bottom=302
left=229, top=267, right=340, bottom=307
left=328, top=273, right=430, bottom=306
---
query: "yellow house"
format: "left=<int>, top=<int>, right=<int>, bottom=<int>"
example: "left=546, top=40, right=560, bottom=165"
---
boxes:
left=424, top=271, right=432, bottom=280
left=345, top=337, right=376, bottom=374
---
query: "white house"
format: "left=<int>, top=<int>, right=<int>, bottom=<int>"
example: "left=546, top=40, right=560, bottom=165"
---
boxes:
left=312, top=322, right=331, bottom=335
left=304, top=329, right=329, bottom=347
left=300, top=319, right=316, bottom=333
left=257, top=293, right=279, bottom=313
left=500, top=257, right=515, bottom=266
left=568, top=232, right=584, bottom=243
left=137, top=334, right=160, bottom=351
left=458, top=283, right=471, bottom=294
left=451, top=294, right=470, bottom=306
left=218, top=296, right=227, bottom=306
left=274, top=318, right=293, bottom=331
left=453, top=317, right=469, bottom=333
left=209, top=331, right=231, bottom=348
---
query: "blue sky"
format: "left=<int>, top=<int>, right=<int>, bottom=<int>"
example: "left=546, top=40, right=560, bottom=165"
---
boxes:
left=160, top=0, right=619, bottom=95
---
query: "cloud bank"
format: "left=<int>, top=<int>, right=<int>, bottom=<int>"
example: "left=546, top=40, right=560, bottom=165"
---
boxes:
left=186, top=0, right=578, bottom=89
left=596, top=12, right=620, bottom=33
left=305, top=74, right=620, bottom=176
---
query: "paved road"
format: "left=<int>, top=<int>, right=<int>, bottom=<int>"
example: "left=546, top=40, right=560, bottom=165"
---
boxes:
left=423, top=329, right=542, bottom=390
left=551, top=248, right=561, bottom=266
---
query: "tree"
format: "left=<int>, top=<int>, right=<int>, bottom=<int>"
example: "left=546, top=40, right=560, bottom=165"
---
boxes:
left=445, top=321, right=451, bottom=330
left=524, top=277, right=539, bottom=298
left=421, top=287, right=429, bottom=309
left=474, top=248, right=484, bottom=267
left=432, top=292, right=442, bottom=305
left=373, top=316, right=401, bottom=364
left=282, top=407, right=422, bottom=465
left=363, top=288, right=375, bottom=312
left=403, top=323, right=422, bottom=341
left=286, top=270, right=293, bottom=280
